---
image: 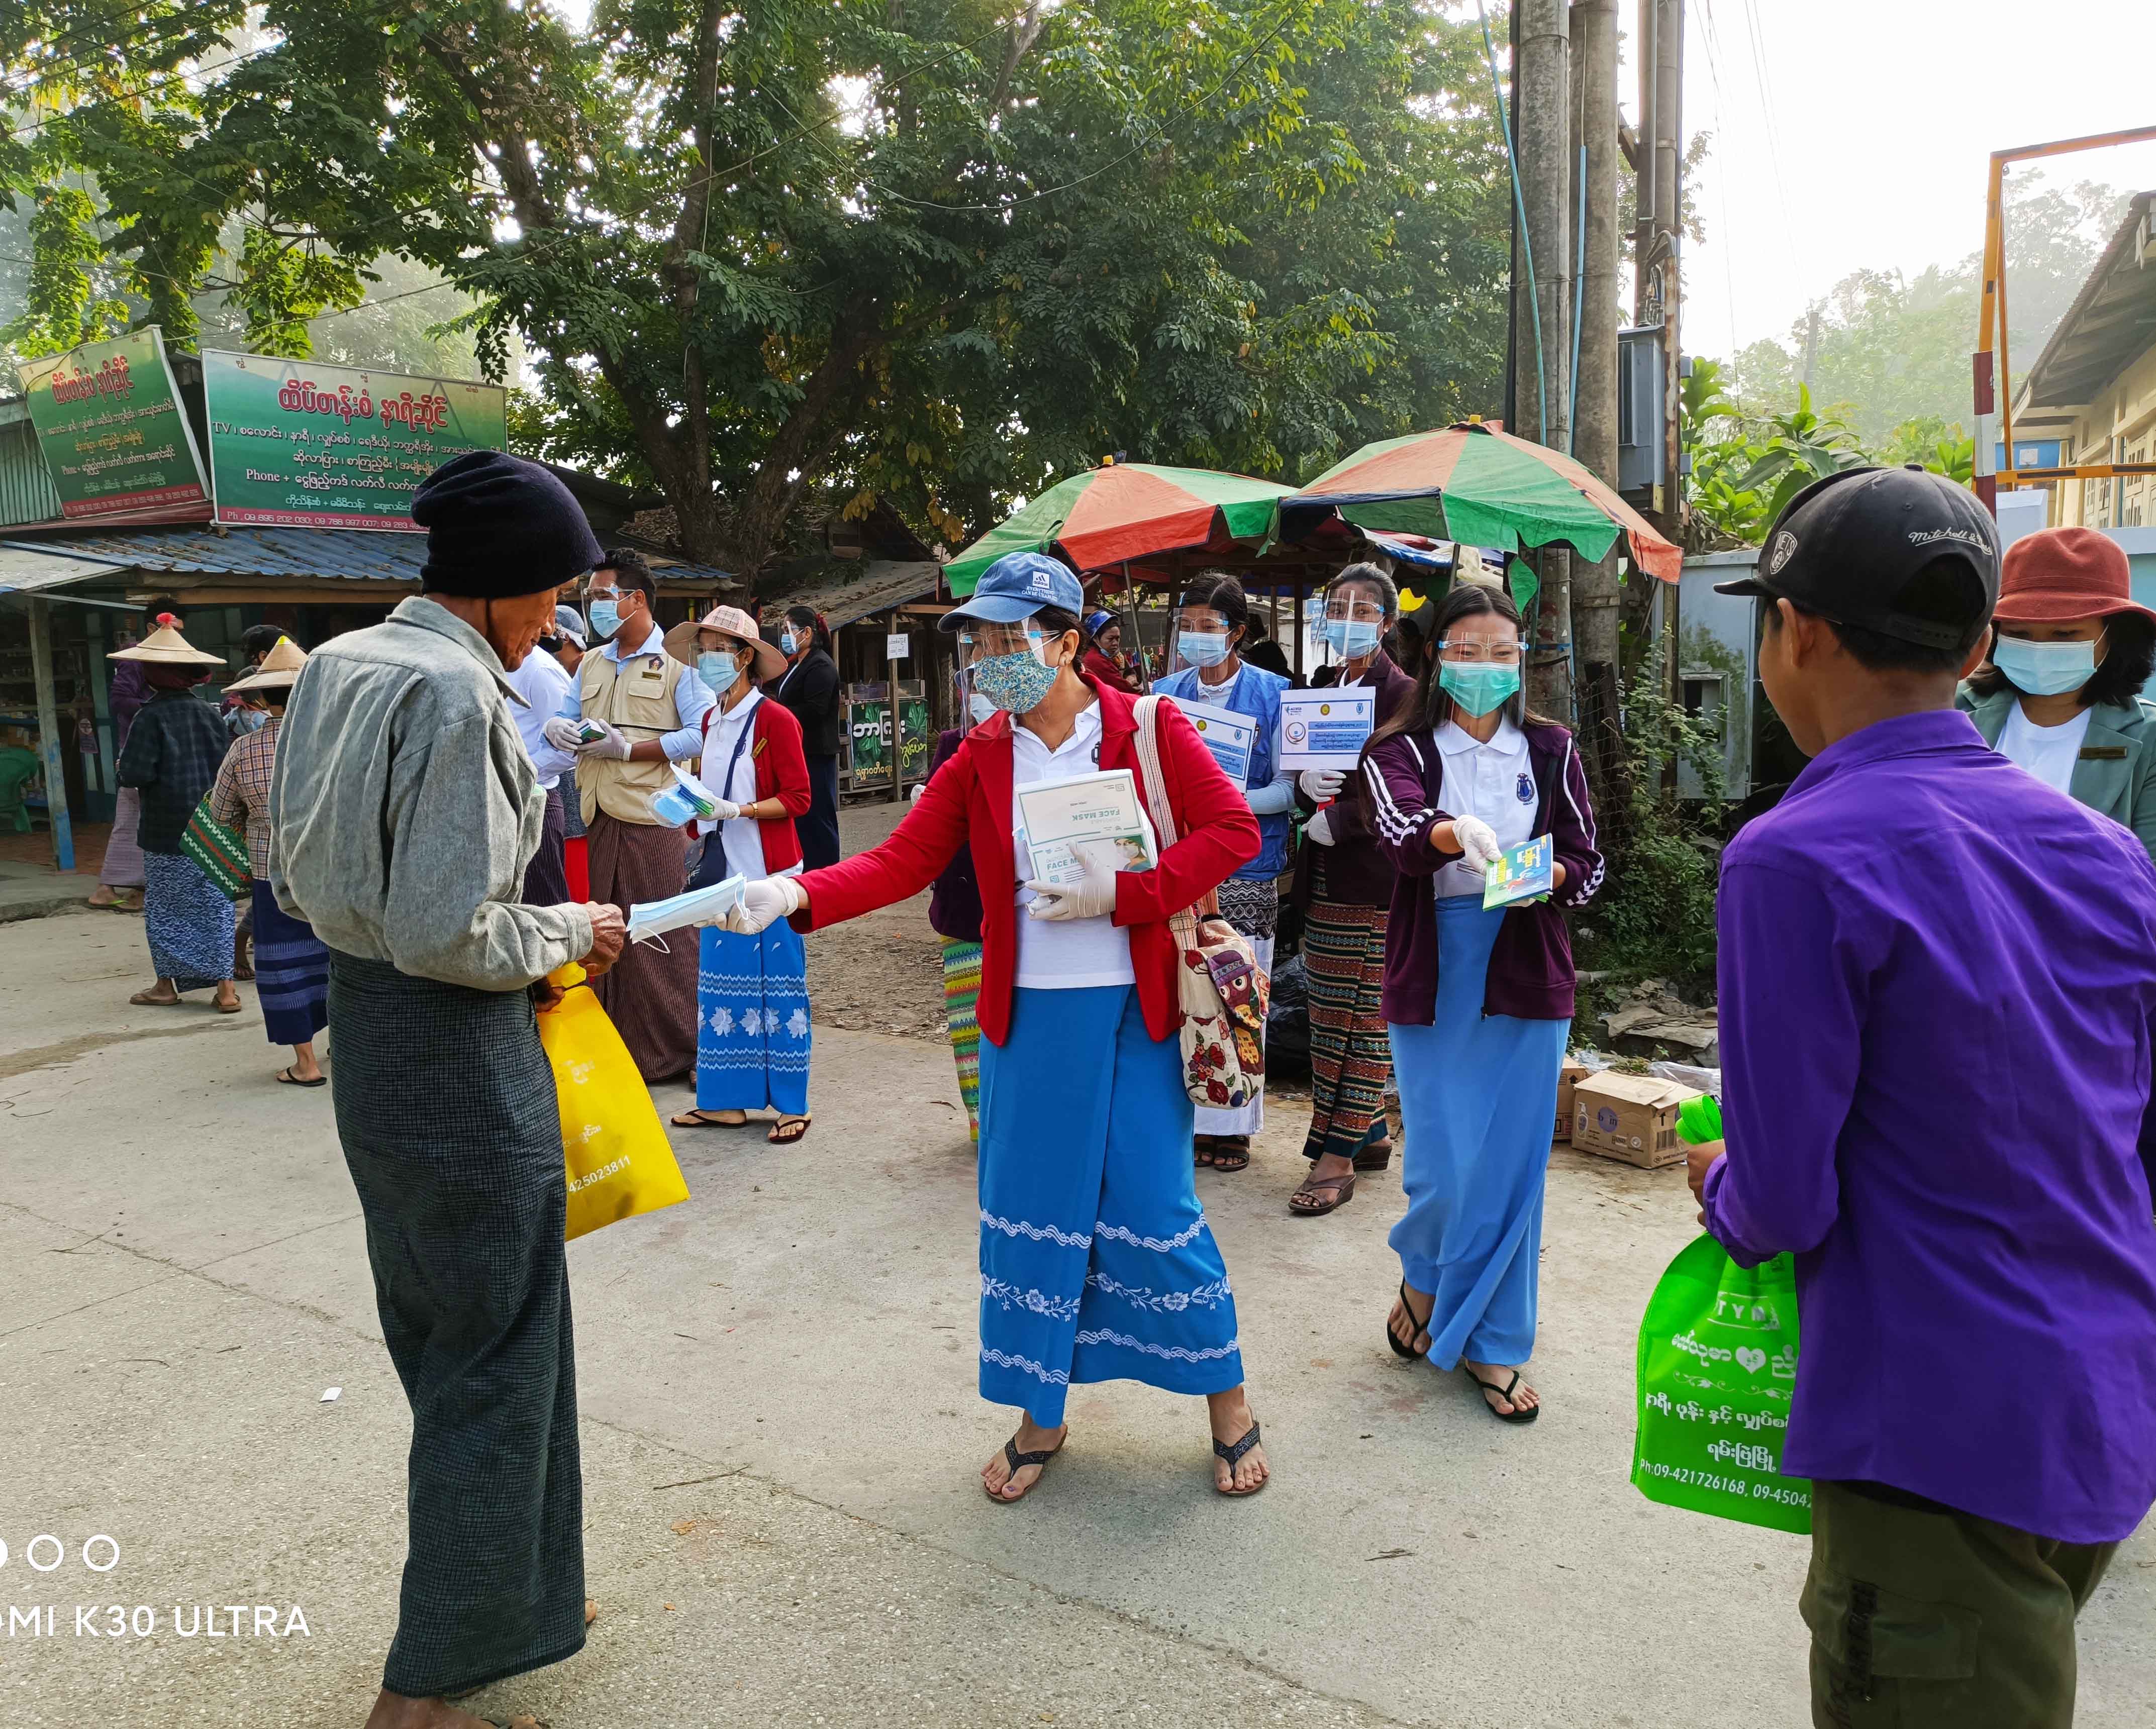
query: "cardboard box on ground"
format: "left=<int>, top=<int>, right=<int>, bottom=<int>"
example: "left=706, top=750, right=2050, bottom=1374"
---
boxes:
left=1570, top=1073, right=1707, bottom=1169
left=1554, top=1061, right=1591, bottom=1141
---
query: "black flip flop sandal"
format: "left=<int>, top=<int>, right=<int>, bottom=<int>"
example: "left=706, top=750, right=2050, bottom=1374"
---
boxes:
left=1213, top=1420, right=1267, bottom=1496
left=1462, top=1365, right=1540, bottom=1423
left=986, top=1432, right=1063, bottom=1503
left=1386, top=1280, right=1432, bottom=1359
left=275, top=1067, right=328, bottom=1089
left=767, top=1114, right=812, bottom=1145
left=1209, top=1136, right=1251, bottom=1173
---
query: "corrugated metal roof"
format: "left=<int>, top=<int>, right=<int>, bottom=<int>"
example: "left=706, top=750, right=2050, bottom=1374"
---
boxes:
left=0, top=547, right=128, bottom=594
left=0, top=524, right=738, bottom=588
left=0, top=420, right=65, bottom=530
left=762, top=558, right=944, bottom=627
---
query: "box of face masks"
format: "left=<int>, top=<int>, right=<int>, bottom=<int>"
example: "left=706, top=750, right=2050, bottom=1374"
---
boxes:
left=1571, top=1073, right=1704, bottom=1168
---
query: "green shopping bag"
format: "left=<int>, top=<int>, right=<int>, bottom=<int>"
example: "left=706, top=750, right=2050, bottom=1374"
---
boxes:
left=179, top=794, right=252, bottom=901
left=1631, top=1233, right=1811, bottom=1533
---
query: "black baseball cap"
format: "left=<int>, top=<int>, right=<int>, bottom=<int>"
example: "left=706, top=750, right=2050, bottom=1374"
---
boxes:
left=1714, top=465, right=2000, bottom=651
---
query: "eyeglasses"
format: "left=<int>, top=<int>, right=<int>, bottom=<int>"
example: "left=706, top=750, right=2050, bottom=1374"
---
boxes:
left=1437, top=639, right=1522, bottom=665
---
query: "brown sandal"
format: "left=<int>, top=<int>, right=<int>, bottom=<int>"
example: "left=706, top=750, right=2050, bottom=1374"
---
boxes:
left=1288, top=1170, right=1355, bottom=1216
left=767, top=1114, right=811, bottom=1145
left=129, top=986, right=181, bottom=1007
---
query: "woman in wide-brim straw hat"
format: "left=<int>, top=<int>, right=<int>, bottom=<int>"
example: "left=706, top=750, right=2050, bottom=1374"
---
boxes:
left=1958, top=526, right=2156, bottom=860
left=212, top=638, right=330, bottom=1085
left=662, top=605, right=816, bottom=1143
left=112, top=615, right=242, bottom=1012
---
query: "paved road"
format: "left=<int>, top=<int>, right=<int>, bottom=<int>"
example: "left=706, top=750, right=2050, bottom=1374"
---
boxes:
left=2, top=910, right=2150, bottom=1727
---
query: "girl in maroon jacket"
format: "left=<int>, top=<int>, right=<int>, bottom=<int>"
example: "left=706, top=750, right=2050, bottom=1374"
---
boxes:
left=715, top=552, right=1273, bottom=1502
left=667, top=606, right=815, bottom=1144
left=1362, top=583, right=1602, bottom=1423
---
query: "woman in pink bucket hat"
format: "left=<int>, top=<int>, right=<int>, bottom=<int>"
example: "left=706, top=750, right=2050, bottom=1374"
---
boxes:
left=1959, top=526, right=2156, bottom=859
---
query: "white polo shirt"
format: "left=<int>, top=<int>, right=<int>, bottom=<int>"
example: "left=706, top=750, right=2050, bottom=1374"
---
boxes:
left=1434, top=716, right=1537, bottom=897
left=1010, top=700, right=1136, bottom=989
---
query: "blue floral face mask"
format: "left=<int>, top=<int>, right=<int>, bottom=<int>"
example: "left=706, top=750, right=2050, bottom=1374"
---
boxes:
left=971, top=645, right=1059, bottom=714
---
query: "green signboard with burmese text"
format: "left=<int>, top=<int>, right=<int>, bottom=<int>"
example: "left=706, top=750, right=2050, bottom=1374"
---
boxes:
left=20, top=327, right=210, bottom=521
left=200, top=350, right=509, bottom=532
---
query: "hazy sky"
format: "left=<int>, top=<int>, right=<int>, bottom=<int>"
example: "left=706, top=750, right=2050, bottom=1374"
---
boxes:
left=1666, top=0, right=2156, bottom=360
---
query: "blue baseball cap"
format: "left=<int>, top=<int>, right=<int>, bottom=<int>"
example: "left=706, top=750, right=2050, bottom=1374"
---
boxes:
left=941, top=551, right=1085, bottom=631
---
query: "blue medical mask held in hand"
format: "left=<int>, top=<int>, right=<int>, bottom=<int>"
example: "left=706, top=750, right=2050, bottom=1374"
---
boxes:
left=972, top=645, right=1059, bottom=714
left=698, top=650, right=739, bottom=694
left=1179, top=631, right=1230, bottom=669
left=1439, top=661, right=1521, bottom=717
left=1993, top=636, right=2099, bottom=697
left=587, top=598, right=621, bottom=641
left=1322, top=618, right=1383, bottom=658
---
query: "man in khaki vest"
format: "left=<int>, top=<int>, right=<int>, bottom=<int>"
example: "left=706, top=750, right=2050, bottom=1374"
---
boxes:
left=541, top=550, right=714, bottom=1079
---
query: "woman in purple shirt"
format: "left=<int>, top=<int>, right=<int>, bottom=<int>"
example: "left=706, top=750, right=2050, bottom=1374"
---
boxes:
left=1362, top=584, right=1603, bottom=1421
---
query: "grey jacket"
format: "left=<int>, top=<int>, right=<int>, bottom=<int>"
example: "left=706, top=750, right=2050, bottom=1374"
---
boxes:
left=269, top=596, right=593, bottom=990
left=1957, top=683, right=2156, bottom=863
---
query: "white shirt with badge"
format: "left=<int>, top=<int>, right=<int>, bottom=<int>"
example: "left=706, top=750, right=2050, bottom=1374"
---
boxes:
left=1009, top=700, right=1136, bottom=989
left=1996, top=701, right=2091, bottom=798
left=1433, top=716, right=1538, bottom=898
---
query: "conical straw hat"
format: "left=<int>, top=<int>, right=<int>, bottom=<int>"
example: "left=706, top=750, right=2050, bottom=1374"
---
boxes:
left=108, top=613, right=225, bottom=667
left=225, top=635, right=309, bottom=693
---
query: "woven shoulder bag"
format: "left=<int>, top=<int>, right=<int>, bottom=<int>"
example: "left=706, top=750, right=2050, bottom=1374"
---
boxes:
left=1130, top=695, right=1271, bottom=1110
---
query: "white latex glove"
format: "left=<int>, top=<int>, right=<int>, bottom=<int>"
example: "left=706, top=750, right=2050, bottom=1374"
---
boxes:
left=1449, top=813, right=1504, bottom=872
left=1023, top=840, right=1121, bottom=922
left=541, top=717, right=585, bottom=753
left=705, top=799, right=742, bottom=823
left=1305, top=807, right=1335, bottom=847
left=1299, top=768, right=1345, bottom=801
left=909, top=781, right=927, bottom=804
left=719, top=875, right=805, bottom=935
left=573, top=718, right=631, bottom=760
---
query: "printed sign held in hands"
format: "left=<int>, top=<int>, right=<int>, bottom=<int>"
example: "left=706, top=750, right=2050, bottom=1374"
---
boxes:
left=1166, top=696, right=1256, bottom=783
left=1277, top=688, right=1375, bottom=770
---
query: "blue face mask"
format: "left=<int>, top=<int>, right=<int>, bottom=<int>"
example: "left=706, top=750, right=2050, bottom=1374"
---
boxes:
left=587, top=598, right=621, bottom=641
left=1322, top=618, right=1383, bottom=658
left=698, top=650, right=739, bottom=694
left=779, top=630, right=799, bottom=656
left=972, top=645, right=1059, bottom=715
left=1992, top=635, right=2099, bottom=697
left=967, top=692, right=998, bottom=726
left=1179, top=631, right=1230, bottom=669
left=1438, top=661, right=1521, bottom=717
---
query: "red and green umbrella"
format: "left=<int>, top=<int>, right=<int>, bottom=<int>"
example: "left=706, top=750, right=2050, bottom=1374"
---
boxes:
left=946, top=462, right=1294, bottom=595
left=1278, top=423, right=1682, bottom=581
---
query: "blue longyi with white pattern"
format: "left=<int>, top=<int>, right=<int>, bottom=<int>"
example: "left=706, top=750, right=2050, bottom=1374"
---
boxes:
left=696, top=922, right=810, bottom=1115
left=975, top=984, right=1242, bottom=1426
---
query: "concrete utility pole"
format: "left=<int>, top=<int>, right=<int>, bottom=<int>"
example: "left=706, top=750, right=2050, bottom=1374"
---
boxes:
left=1512, top=0, right=1575, bottom=722
left=1570, top=0, right=1622, bottom=679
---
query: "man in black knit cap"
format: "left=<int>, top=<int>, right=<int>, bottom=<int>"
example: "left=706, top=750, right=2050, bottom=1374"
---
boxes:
left=270, top=449, right=625, bottom=1729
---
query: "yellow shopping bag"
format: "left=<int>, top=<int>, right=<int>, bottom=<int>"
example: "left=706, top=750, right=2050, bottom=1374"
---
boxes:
left=537, top=964, right=690, bottom=1241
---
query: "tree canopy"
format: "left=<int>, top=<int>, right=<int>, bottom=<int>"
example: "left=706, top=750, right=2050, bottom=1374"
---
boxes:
left=4, top=0, right=1514, bottom=576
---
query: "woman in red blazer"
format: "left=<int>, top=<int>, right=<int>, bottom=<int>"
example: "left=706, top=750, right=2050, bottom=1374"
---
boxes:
left=666, top=606, right=815, bottom=1143
left=716, top=553, right=1273, bottom=1503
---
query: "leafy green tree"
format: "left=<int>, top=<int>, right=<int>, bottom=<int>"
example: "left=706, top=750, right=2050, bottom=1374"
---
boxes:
left=7, top=0, right=1512, bottom=576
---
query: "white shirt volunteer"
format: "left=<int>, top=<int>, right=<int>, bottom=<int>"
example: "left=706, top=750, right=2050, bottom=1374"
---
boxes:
left=1433, top=715, right=1537, bottom=897
left=505, top=648, right=574, bottom=790
left=701, top=690, right=801, bottom=882
left=1996, top=702, right=2092, bottom=797
left=1009, top=699, right=1136, bottom=989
